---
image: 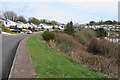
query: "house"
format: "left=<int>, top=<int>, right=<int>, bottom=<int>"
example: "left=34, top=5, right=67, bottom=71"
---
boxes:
left=39, top=23, right=53, bottom=29
left=30, top=23, right=38, bottom=28
left=80, top=24, right=120, bottom=31
left=59, top=26, right=64, bottom=30
left=58, top=24, right=65, bottom=30
left=0, top=18, right=9, bottom=27
left=54, top=25, right=59, bottom=28
left=17, top=22, right=25, bottom=28
left=37, top=25, right=42, bottom=29
left=0, top=18, right=17, bottom=27
left=17, top=22, right=32, bottom=29
left=6, top=19, right=17, bottom=27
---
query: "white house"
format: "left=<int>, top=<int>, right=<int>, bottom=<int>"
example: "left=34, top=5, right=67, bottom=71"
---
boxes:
left=0, top=18, right=17, bottom=27
left=17, top=21, right=35, bottom=29
left=39, top=23, right=53, bottom=29
left=17, top=22, right=25, bottom=28
left=7, top=19, right=17, bottom=27
left=59, top=26, right=64, bottom=30
left=37, top=25, right=42, bottom=29
left=0, top=18, right=9, bottom=27
left=58, top=24, right=65, bottom=30
left=30, top=23, right=38, bottom=28
left=54, top=25, right=59, bottom=28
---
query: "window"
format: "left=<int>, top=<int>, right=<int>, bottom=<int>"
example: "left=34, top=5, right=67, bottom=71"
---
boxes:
left=0, top=21, right=4, bottom=24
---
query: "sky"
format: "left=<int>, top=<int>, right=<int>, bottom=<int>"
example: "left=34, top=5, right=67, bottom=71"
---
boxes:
left=1, top=0, right=119, bottom=24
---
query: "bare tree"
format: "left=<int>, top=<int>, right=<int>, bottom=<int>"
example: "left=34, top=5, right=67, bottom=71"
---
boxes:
left=3, top=11, right=17, bottom=21
left=0, top=10, right=3, bottom=18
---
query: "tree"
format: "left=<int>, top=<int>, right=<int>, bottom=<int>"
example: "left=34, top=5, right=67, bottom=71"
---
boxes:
left=28, top=17, right=40, bottom=25
left=32, top=27, right=35, bottom=32
left=113, top=20, right=117, bottom=25
left=50, top=20, right=58, bottom=25
left=95, top=28, right=108, bottom=38
left=17, top=16, right=27, bottom=23
left=118, top=22, right=120, bottom=25
left=28, top=27, right=32, bottom=30
left=98, top=20, right=103, bottom=25
left=64, top=21, right=75, bottom=35
left=104, top=20, right=113, bottom=25
left=3, top=11, right=17, bottom=21
left=40, top=19, right=47, bottom=23
left=89, top=21, right=95, bottom=25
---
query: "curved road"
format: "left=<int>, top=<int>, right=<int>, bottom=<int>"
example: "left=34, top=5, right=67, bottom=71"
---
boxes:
left=2, top=32, right=41, bottom=79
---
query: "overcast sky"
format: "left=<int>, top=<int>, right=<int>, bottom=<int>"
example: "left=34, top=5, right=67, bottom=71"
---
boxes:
left=1, top=0, right=119, bottom=24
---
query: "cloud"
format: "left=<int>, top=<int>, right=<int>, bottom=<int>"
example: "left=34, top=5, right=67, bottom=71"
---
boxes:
left=1, top=0, right=119, bottom=2
left=1, top=1, right=118, bottom=24
left=62, top=2, right=118, bottom=13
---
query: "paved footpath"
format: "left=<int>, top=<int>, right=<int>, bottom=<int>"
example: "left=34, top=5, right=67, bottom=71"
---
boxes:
left=9, top=37, right=36, bottom=78
left=2, top=34, right=29, bottom=79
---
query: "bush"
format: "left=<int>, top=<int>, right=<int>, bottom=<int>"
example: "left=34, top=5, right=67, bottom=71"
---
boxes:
left=2, top=26, right=10, bottom=32
left=51, top=32, right=118, bottom=78
left=95, top=28, right=107, bottom=38
left=74, top=28, right=96, bottom=44
left=53, top=32, right=84, bottom=53
left=99, top=39, right=118, bottom=58
left=87, top=38, right=101, bottom=54
left=10, top=26, right=18, bottom=29
left=42, top=31, right=55, bottom=41
left=22, top=30, right=26, bottom=33
left=87, top=38, right=118, bottom=58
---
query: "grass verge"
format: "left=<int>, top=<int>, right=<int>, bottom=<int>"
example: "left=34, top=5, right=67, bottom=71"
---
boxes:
left=27, top=34, right=106, bottom=78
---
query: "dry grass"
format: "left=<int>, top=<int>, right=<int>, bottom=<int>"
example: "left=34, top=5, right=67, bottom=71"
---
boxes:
left=47, top=32, right=118, bottom=78
left=99, top=39, right=118, bottom=59
left=55, top=32, right=83, bottom=47
left=74, top=28, right=96, bottom=44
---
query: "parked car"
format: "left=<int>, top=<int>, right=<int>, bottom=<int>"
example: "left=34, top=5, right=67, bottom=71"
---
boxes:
left=11, top=29, right=21, bottom=33
left=26, top=30, right=32, bottom=34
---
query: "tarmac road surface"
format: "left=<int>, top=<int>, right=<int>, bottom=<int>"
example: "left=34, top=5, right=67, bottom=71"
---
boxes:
left=2, top=32, right=42, bottom=79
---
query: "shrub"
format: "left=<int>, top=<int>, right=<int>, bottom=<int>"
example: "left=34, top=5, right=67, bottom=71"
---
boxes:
left=50, top=32, right=118, bottom=78
left=42, top=31, right=55, bottom=41
left=95, top=28, right=107, bottom=38
left=10, top=26, right=17, bottom=29
left=64, top=21, right=75, bottom=35
left=74, top=28, right=96, bottom=44
left=99, top=39, right=118, bottom=58
left=87, top=38, right=101, bottom=54
left=22, top=30, right=26, bottom=33
left=53, top=32, right=84, bottom=53
left=87, top=38, right=118, bottom=58
left=2, top=26, right=10, bottom=32
left=18, top=28, right=22, bottom=31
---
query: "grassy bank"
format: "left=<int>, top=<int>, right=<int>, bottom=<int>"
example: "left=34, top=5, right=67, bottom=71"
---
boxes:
left=27, top=34, right=106, bottom=78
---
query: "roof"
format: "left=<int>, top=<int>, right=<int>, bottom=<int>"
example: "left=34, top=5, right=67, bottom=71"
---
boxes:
left=0, top=17, right=8, bottom=21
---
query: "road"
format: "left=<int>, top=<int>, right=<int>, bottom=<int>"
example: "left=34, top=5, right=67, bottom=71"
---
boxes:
left=2, top=32, right=41, bottom=79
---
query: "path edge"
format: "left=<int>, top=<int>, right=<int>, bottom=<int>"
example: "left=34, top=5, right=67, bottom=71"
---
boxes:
left=8, top=36, right=36, bottom=78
